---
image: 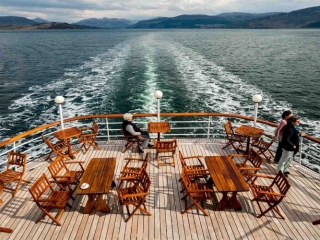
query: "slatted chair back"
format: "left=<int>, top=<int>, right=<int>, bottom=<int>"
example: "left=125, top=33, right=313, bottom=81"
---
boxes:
left=178, top=151, right=209, bottom=183
left=154, top=137, right=177, bottom=167
left=251, top=137, right=276, bottom=163
left=121, top=128, right=143, bottom=153
left=222, top=121, right=247, bottom=153
left=0, top=151, right=28, bottom=197
left=250, top=171, right=291, bottom=219
left=120, top=153, right=149, bottom=178
left=77, top=121, right=101, bottom=154
left=116, top=168, right=151, bottom=222
left=180, top=167, right=214, bottom=216
left=48, top=157, right=84, bottom=192
left=231, top=149, right=264, bottom=183
left=41, top=134, right=70, bottom=161
left=29, top=173, right=71, bottom=226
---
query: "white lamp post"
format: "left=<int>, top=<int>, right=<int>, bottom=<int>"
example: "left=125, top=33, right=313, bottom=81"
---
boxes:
left=154, top=90, right=163, bottom=122
left=252, top=94, right=262, bottom=127
left=55, top=96, right=65, bottom=129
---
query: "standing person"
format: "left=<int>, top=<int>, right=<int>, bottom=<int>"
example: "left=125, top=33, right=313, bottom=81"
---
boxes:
left=122, top=113, right=153, bottom=153
left=274, top=110, right=292, bottom=164
left=276, top=116, right=301, bottom=177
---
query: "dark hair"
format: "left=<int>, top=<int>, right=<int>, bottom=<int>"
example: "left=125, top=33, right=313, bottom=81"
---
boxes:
left=282, top=110, right=292, bottom=119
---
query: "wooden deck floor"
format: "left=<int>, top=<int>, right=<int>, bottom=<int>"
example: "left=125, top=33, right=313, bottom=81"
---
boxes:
left=1, top=139, right=320, bottom=240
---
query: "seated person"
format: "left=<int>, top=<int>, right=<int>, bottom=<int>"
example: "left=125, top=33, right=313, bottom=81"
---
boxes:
left=122, top=113, right=153, bottom=153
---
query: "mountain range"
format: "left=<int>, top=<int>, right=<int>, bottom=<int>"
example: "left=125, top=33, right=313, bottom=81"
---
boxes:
left=0, top=5, right=319, bottom=30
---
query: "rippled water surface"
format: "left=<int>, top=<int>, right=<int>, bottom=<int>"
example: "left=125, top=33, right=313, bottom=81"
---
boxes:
left=0, top=29, right=320, bottom=139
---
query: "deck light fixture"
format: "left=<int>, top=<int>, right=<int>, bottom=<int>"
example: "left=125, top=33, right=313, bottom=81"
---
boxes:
left=55, top=96, right=65, bottom=129
left=252, top=94, right=262, bottom=127
left=154, top=90, right=163, bottom=122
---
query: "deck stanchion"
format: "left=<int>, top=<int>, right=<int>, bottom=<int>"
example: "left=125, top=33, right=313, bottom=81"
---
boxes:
left=207, top=116, right=212, bottom=139
left=154, top=90, right=163, bottom=122
left=55, top=96, right=65, bottom=129
left=252, top=94, right=262, bottom=127
left=106, top=118, right=110, bottom=143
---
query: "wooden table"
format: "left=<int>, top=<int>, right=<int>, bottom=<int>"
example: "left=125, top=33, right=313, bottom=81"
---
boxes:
left=148, top=122, right=171, bottom=141
left=235, top=125, right=264, bottom=153
left=54, top=127, right=82, bottom=158
left=76, top=158, right=116, bottom=214
left=205, top=156, right=249, bottom=211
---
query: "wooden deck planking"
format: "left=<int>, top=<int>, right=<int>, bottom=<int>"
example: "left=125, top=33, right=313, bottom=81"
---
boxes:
left=1, top=139, right=320, bottom=239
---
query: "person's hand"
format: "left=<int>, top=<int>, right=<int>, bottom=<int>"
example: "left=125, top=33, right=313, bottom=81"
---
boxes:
left=300, top=131, right=306, bottom=137
left=293, top=145, right=296, bottom=149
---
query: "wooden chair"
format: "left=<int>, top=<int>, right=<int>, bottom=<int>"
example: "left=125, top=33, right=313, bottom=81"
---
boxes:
left=154, top=137, right=177, bottom=167
left=178, top=151, right=209, bottom=182
left=29, top=173, right=72, bottom=226
left=229, top=149, right=264, bottom=183
left=41, top=134, right=70, bottom=161
left=116, top=168, right=151, bottom=222
left=120, top=153, right=149, bottom=178
left=121, top=128, right=143, bottom=153
left=0, top=151, right=29, bottom=197
left=222, top=121, right=247, bottom=153
left=0, top=180, right=3, bottom=205
left=77, top=121, right=101, bottom=154
left=180, top=168, right=214, bottom=216
left=249, top=171, right=291, bottom=219
left=251, top=137, right=276, bottom=163
left=48, top=156, right=85, bottom=195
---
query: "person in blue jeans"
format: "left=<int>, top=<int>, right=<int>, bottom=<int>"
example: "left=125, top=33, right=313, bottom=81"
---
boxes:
left=276, top=116, right=301, bottom=177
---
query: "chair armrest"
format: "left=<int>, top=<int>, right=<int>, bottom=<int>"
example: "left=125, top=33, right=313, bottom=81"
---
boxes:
left=117, top=176, right=138, bottom=181
left=187, top=189, right=213, bottom=193
left=250, top=173, right=275, bottom=179
left=257, top=191, right=285, bottom=197
left=183, top=155, right=203, bottom=159
left=185, top=169, right=209, bottom=173
left=121, top=192, right=148, bottom=199
left=228, top=154, right=247, bottom=158
left=37, top=199, right=58, bottom=203
left=64, top=161, right=85, bottom=164
left=124, top=157, right=143, bottom=161
left=238, top=167, right=260, bottom=171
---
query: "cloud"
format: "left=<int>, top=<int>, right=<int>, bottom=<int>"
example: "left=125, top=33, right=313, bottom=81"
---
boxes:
left=0, top=0, right=319, bottom=22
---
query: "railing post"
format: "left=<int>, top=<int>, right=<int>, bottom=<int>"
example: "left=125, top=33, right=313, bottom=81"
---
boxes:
left=299, top=136, right=303, bottom=166
left=106, top=118, right=110, bottom=143
left=13, top=141, right=16, bottom=151
left=207, top=116, right=212, bottom=139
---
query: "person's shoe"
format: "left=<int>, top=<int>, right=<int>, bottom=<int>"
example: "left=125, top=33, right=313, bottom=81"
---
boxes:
left=138, top=147, right=144, bottom=153
left=148, top=143, right=154, bottom=148
left=111, top=180, right=116, bottom=188
left=284, top=171, right=290, bottom=175
left=274, top=161, right=279, bottom=164
left=284, top=173, right=289, bottom=177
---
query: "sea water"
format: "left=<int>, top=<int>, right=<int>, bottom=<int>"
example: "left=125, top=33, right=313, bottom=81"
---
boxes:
left=0, top=29, right=320, bottom=140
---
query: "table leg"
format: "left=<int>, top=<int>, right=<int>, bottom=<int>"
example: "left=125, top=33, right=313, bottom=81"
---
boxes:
left=157, top=132, right=161, bottom=141
left=83, top=195, right=97, bottom=214
left=96, top=194, right=110, bottom=213
left=216, top=192, right=242, bottom=211
left=230, top=192, right=242, bottom=211
left=246, top=137, right=251, bottom=154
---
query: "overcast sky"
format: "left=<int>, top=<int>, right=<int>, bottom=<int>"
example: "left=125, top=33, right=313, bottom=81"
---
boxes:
left=0, top=0, right=319, bottom=23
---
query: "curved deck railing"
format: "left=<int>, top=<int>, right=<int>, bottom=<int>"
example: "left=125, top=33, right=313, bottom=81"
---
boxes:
left=0, top=112, right=319, bottom=178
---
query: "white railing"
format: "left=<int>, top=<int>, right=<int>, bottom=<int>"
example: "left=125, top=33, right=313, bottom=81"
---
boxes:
left=0, top=113, right=319, bottom=179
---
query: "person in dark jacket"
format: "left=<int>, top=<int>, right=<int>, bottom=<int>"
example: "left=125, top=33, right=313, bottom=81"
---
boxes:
left=122, top=113, right=153, bottom=153
left=276, top=116, right=301, bottom=177
left=273, top=110, right=292, bottom=164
